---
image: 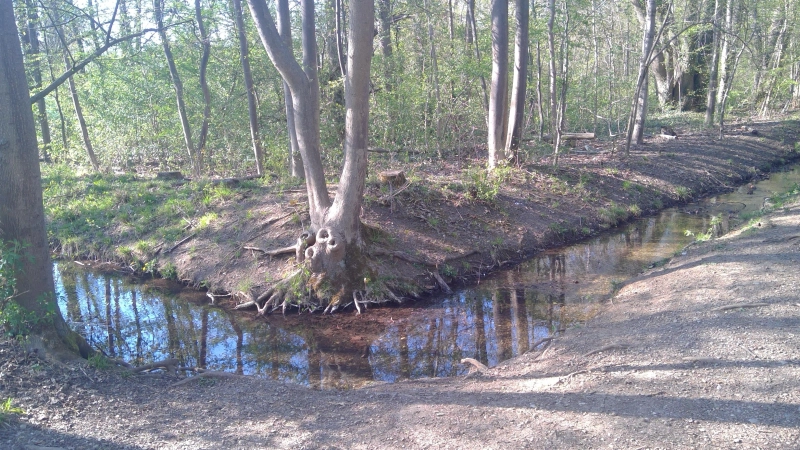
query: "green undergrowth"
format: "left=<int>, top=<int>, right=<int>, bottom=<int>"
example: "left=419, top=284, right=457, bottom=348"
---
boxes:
left=42, top=165, right=250, bottom=263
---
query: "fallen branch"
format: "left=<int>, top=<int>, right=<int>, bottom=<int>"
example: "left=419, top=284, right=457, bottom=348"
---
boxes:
left=709, top=302, right=768, bottom=312
left=582, top=343, right=630, bottom=357
left=171, top=370, right=244, bottom=387
left=431, top=271, right=452, bottom=293
left=529, top=337, right=554, bottom=352
left=167, top=233, right=196, bottom=254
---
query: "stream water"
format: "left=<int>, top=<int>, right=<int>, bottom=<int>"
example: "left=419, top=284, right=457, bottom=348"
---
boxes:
left=55, top=166, right=800, bottom=389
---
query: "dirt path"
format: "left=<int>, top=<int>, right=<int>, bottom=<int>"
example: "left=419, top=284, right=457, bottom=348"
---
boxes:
left=3, top=191, right=800, bottom=449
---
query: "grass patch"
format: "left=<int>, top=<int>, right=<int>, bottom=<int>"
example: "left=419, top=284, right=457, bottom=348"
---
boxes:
left=0, top=398, right=24, bottom=424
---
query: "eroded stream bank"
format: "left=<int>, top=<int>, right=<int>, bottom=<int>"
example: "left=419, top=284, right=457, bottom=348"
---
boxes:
left=55, top=164, right=800, bottom=388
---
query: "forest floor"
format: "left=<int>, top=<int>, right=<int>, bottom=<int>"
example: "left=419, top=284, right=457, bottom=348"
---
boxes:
left=0, top=117, right=798, bottom=448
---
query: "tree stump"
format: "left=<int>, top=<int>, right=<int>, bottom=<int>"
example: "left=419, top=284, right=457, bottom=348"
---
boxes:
left=379, top=170, right=406, bottom=213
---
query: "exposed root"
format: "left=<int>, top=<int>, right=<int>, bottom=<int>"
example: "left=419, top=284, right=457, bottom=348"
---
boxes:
left=132, top=358, right=180, bottom=376
left=431, top=270, right=452, bottom=293
left=710, top=302, right=769, bottom=312
left=460, top=358, right=489, bottom=372
left=529, top=337, right=554, bottom=352
left=582, top=343, right=631, bottom=357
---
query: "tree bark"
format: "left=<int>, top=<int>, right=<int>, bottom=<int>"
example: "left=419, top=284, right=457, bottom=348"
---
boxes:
left=231, top=0, right=265, bottom=176
left=277, top=0, right=303, bottom=178
left=487, top=0, right=509, bottom=169
left=505, top=0, right=529, bottom=158
left=0, top=1, right=91, bottom=358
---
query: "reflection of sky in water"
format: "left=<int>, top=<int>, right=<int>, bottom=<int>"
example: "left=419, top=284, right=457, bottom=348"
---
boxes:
left=53, top=167, right=800, bottom=388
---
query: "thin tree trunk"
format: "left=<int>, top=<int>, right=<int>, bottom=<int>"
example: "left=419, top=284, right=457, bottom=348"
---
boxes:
left=591, top=0, right=599, bottom=134
left=716, top=0, right=735, bottom=107
left=426, top=0, right=443, bottom=158
left=630, top=0, right=656, bottom=146
left=232, top=0, right=265, bottom=175
left=505, top=0, right=529, bottom=159
left=277, top=0, right=303, bottom=178
left=154, top=0, right=199, bottom=176
left=547, top=0, right=560, bottom=162
left=42, top=30, right=68, bottom=150
left=64, top=52, right=100, bottom=171
left=195, top=0, right=210, bottom=169
left=467, top=0, right=488, bottom=112
left=487, top=0, right=509, bottom=169
left=704, top=0, right=721, bottom=126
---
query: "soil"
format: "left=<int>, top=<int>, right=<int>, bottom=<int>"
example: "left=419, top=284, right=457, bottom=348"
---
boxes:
left=1, top=120, right=799, bottom=448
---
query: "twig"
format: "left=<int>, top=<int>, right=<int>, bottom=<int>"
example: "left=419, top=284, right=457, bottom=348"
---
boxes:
left=167, top=233, right=196, bottom=253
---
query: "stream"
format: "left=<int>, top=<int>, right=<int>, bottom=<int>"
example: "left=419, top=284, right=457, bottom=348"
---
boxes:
left=55, top=165, right=800, bottom=389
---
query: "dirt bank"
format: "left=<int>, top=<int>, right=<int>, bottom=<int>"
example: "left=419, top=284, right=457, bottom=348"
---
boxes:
left=3, top=152, right=799, bottom=449
left=85, top=119, right=798, bottom=312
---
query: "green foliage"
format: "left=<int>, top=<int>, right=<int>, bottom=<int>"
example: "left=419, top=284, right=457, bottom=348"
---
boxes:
left=675, top=186, right=691, bottom=201
left=464, top=166, right=509, bottom=202
left=88, top=354, right=111, bottom=370
left=0, top=242, right=55, bottom=335
left=599, top=202, right=628, bottom=227
left=0, top=398, right=24, bottom=424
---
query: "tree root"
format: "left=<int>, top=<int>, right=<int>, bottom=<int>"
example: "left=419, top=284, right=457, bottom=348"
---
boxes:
left=131, top=358, right=180, bottom=376
left=582, top=343, right=630, bottom=357
left=709, top=302, right=768, bottom=312
left=460, top=357, right=489, bottom=372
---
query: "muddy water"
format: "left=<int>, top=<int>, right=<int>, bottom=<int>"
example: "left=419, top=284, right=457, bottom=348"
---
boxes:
left=56, top=166, right=800, bottom=389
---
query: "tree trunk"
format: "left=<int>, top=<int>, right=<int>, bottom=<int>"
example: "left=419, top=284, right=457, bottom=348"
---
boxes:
left=194, top=0, right=211, bottom=168
left=232, top=0, right=265, bottom=176
left=505, top=0, right=529, bottom=159
left=715, top=0, right=735, bottom=108
left=154, top=0, right=199, bottom=176
left=277, top=0, right=303, bottom=178
left=0, top=1, right=91, bottom=358
left=247, top=0, right=374, bottom=310
left=547, top=0, right=560, bottom=161
left=631, top=0, right=656, bottom=145
left=704, top=0, right=721, bottom=126
left=487, top=0, right=508, bottom=169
